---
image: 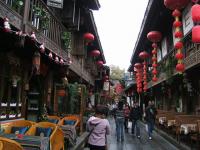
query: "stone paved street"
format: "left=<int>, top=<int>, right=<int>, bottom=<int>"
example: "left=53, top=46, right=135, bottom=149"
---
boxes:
left=107, top=118, right=180, bottom=150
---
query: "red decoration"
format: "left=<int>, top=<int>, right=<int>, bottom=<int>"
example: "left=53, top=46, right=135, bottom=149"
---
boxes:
left=175, top=41, right=183, bottom=49
left=134, top=63, right=142, bottom=69
left=192, top=25, right=200, bottom=43
left=147, top=31, right=162, bottom=81
left=175, top=31, right=183, bottom=38
left=90, top=50, right=101, bottom=57
left=192, top=4, right=200, bottom=23
left=139, top=51, right=149, bottom=59
left=164, top=0, right=190, bottom=10
left=173, top=21, right=182, bottom=27
left=175, top=53, right=184, bottom=59
left=40, top=43, right=45, bottom=53
left=83, top=33, right=94, bottom=44
left=176, top=63, right=185, bottom=72
left=30, top=32, right=36, bottom=40
left=96, top=60, right=104, bottom=66
left=49, top=52, right=53, bottom=59
left=152, top=77, right=158, bottom=82
left=60, top=59, right=64, bottom=64
left=164, top=2, right=186, bottom=73
left=3, top=18, right=11, bottom=32
left=147, top=31, right=162, bottom=43
left=55, top=56, right=59, bottom=63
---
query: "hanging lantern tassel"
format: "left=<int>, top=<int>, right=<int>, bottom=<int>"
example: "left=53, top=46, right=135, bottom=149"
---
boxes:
left=3, top=18, right=11, bottom=32
left=173, top=9, right=185, bottom=73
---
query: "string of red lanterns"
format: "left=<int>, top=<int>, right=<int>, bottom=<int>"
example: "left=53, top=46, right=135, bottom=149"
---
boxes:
left=164, top=0, right=189, bottom=73
left=147, top=31, right=162, bottom=82
left=83, top=32, right=95, bottom=45
left=191, top=0, right=200, bottom=43
left=139, top=51, right=149, bottom=92
left=134, top=63, right=143, bottom=93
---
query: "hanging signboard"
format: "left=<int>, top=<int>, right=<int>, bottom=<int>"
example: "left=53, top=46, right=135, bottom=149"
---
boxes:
left=47, top=0, right=63, bottom=9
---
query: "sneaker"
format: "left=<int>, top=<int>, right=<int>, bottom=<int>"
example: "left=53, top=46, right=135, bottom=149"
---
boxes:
left=137, top=136, right=140, bottom=139
left=149, top=137, right=152, bottom=140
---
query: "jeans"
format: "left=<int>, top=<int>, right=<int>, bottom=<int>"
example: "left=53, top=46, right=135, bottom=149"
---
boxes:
left=147, top=121, right=155, bottom=137
left=132, top=120, right=140, bottom=136
left=116, top=117, right=124, bottom=141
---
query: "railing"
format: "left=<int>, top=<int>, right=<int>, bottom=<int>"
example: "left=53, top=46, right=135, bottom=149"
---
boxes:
left=0, top=0, right=95, bottom=83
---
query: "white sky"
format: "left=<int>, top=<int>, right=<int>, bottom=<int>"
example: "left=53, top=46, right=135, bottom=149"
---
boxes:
left=93, top=0, right=149, bottom=70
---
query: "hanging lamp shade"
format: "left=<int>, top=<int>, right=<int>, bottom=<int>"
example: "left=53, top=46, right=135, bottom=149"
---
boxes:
left=164, top=0, right=190, bottom=10
left=147, top=31, right=162, bottom=43
left=83, top=33, right=94, bottom=42
left=192, top=4, right=200, bottom=23
left=139, top=51, right=149, bottom=60
left=90, top=49, right=101, bottom=57
left=96, top=60, right=104, bottom=66
left=134, top=63, right=142, bottom=69
left=192, top=25, right=200, bottom=43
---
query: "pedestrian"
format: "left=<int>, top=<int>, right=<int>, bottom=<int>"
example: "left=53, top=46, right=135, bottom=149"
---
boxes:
left=145, top=100, right=157, bottom=140
left=115, top=101, right=125, bottom=142
left=129, top=101, right=142, bottom=138
left=124, top=102, right=130, bottom=132
left=87, top=105, right=111, bottom=150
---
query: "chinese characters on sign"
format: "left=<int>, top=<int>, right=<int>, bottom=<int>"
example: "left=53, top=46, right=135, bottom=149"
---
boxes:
left=47, top=0, right=63, bottom=9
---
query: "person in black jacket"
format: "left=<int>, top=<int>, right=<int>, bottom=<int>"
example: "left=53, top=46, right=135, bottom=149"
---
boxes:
left=145, top=101, right=157, bottom=140
left=129, top=101, right=142, bottom=138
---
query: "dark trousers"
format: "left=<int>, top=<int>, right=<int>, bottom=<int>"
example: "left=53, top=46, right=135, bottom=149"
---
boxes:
left=147, top=121, right=155, bottom=137
left=89, top=144, right=106, bottom=150
left=124, top=117, right=129, bottom=130
left=132, top=120, right=140, bottom=136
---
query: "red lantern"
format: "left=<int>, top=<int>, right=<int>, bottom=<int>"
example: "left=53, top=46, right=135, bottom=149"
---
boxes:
left=176, top=63, right=185, bottom=72
left=172, top=9, right=182, bottom=17
left=90, top=50, right=101, bottom=57
left=152, top=77, right=158, bottom=82
left=175, top=31, right=183, bottom=38
left=173, top=21, right=182, bottom=27
left=40, top=43, right=45, bottom=53
left=147, top=31, right=162, bottom=43
left=96, top=60, right=104, bottom=66
left=139, top=51, right=149, bottom=60
left=192, top=25, right=200, bottom=43
left=152, top=50, right=157, bottom=55
left=134, top=63, right=142, bottom=69
left=192, top=4, right=200, bottom=23
left=175, top=41, right=183, bottom=49
left=83, top=33, right=94, bottom=44
left=175, top=53, right=184, bottom=59
left=152, top=69, right=158, bottom=75
left=164, top=0, right=190, bottom=10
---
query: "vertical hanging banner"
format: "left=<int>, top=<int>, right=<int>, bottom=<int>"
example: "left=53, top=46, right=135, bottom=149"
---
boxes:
left=47, top=0, right=63, bottom=9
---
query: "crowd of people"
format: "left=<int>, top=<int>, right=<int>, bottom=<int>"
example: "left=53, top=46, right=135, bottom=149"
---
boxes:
left=86, top=99, right=157, bottom=150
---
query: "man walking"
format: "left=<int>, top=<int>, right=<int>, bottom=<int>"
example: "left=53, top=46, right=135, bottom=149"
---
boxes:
left=145, top=101, right=157, bottom=140
left=129, top=101, right=142, bottom=138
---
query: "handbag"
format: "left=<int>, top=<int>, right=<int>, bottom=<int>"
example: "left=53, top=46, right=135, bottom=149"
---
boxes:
left=85, top=124, right=98, bottom=148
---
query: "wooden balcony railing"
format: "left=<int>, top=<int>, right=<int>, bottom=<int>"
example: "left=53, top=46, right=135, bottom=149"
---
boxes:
left=0, top=0, right=95, bottom=83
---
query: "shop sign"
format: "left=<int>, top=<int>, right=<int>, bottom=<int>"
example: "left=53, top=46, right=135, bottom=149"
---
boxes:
left=47, top=0, right=63, bottom=9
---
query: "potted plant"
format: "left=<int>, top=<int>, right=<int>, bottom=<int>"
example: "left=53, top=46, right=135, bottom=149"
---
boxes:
left=0, top=111, right=6, bottom=119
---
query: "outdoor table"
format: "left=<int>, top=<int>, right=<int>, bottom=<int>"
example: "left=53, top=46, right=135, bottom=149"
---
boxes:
left=180, top=124, right=197, bottom=135
left=0, top=133, right=50, bottom=150
left=159, top=117, right=166, bottom=125
left=167, top=120, right=176, bottom=127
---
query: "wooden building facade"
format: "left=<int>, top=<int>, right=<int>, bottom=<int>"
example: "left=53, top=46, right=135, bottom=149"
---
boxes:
left=0, top=0, right=108, bottom=122
left=127, top=0, right=200, bottom=114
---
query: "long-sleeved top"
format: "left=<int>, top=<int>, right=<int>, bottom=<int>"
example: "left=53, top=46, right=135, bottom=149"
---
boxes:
left=115, top=109, right=125, bottom=119
left=129, top=106, right=142, bottom=120
left=87, top=116, right=111, bottom=146
left=145, top=106, right=157, bottom=123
